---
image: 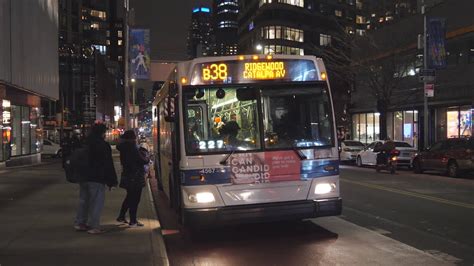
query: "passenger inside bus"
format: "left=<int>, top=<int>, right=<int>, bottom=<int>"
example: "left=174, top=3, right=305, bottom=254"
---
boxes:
left=219, top=113, right=241, bottom=145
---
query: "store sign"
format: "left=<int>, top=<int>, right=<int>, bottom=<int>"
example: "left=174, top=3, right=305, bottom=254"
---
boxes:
left=2, top=100, right=11, bottom=124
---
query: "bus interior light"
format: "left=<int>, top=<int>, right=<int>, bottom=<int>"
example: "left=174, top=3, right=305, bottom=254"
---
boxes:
left=315, top=183, right=335, bottom=194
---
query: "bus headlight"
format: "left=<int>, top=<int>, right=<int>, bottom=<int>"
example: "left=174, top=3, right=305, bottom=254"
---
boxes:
left=315, top=183, right=336, bottom=194
left=189, top=192, right=215, bottom=203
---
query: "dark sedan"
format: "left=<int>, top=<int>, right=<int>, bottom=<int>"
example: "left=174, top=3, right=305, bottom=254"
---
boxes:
left=412, top=137, right=474, bottom=178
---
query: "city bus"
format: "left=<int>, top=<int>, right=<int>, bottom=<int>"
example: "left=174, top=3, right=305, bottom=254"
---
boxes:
left=152, top=54, right=341, bottom=227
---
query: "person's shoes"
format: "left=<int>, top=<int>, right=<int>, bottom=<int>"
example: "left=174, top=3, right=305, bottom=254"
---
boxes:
left=129, top=221, right=144, bottom=228
left=87, top=228, right=106, bottom=234
left=74, top=224, right=90, bottom=231
left=116, top=217, right=129, bottom=224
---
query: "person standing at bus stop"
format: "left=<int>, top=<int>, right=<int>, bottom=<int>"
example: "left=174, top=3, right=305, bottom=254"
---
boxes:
left=116, top=130, right=150, bottom=227
left=74, top=123, right=118, bottom=234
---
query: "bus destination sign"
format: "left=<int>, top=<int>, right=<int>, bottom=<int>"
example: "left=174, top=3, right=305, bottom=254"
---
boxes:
left=191, top=59, right=318, bottom=85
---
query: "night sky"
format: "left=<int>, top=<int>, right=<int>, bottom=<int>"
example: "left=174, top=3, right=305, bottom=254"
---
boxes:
left=131, top=0, right=212, bottom=61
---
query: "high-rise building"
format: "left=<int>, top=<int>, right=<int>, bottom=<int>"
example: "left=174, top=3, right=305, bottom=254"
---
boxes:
left=213, top=0, right=239, bottom=55
left=362, top=0, right=418, bottom=30
left=187, top=7, right=214, bottom=59
left=57, top=0, right=124, bottom=130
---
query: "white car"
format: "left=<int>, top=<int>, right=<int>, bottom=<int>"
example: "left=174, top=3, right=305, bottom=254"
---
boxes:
left=356, top=141, right=417, bottom=168
left=339, top=140, right=365, bottom=161
left=42, top=139, right=62, bottom=158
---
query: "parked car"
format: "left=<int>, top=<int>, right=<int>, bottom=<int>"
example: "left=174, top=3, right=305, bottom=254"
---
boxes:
left=42, top=139, right=62, bottom=158
left=339, top=140, right=365, bottom=162
left=356, top=140, right=417, bottom=168
left=412, top=137, right=474, bottom=178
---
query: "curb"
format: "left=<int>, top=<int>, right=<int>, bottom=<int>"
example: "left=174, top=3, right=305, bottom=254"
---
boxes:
left=146, top=179, right=170, bottom=266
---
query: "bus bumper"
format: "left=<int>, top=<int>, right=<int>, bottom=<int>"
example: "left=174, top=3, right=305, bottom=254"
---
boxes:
left=183, top=198, right=342, bottom=226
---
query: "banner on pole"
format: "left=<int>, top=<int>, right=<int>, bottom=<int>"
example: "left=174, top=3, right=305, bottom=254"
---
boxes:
left=427, top=18, right=447, bottom=69
left=129, top=29, right=151, bottom=80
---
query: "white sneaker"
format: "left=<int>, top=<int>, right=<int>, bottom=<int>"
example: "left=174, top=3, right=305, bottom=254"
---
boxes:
left=87, top=228, right=106, bottom=234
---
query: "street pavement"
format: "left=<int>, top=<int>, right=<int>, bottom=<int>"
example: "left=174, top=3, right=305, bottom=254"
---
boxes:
left=0, top=157, right=168, bottom=266
left=339, top=164, right=474, bottom=265
left=151, top=165, right=474, bottom=266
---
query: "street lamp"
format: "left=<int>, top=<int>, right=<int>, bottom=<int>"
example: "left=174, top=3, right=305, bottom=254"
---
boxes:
left=130, top=78, right=137, bottom=128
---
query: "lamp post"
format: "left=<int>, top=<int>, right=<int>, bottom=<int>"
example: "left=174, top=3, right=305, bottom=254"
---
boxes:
left=131, top=78, right=136, bottom=128
left=422, top=1, right=429, bottom=149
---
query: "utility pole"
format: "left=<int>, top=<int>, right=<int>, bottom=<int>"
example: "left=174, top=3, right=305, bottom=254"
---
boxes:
left=124, top=0, right=130, bottom=130
left=422, top=2, right=429, bottom=149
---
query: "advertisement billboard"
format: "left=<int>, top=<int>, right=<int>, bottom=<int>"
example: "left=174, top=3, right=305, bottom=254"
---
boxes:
left=129, top=29, right=151, bottom=80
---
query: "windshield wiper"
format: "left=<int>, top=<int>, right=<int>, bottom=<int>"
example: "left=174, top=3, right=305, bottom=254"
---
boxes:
left=220, top=148, right=237, bottom=165
left=292, top=145, right=307, bottom=160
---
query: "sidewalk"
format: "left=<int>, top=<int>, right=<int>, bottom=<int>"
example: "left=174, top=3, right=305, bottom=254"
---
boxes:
left=0, top=159, right=168, bottom=266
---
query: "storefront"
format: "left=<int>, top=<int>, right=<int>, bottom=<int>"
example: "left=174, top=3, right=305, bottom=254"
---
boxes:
left=351, top=112, right=380, bottom=144
left=435, top=105, right=473, bottom=141
left=352, top=109, right=419, bottom=147
left=0, top=91, right=43, bottom=167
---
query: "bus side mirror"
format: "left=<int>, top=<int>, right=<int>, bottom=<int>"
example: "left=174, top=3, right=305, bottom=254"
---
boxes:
left=164, top=96, right=176, bottom=122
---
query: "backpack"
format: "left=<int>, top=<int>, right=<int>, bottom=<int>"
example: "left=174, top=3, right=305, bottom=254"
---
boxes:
left=64, top=146, right=91, bottom=183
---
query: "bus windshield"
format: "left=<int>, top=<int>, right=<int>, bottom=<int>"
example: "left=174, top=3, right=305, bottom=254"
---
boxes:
left=183, top=83, right=333, bottom=154
left=262, top=85, right=333, bottom=149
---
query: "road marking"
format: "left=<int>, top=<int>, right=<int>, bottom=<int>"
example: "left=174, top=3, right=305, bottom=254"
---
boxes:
left=341, top=178, right=474, bottom=209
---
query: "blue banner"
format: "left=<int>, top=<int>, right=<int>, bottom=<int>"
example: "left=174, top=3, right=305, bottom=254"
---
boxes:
left=427, top=18, right=447, bottom=69
left=129, top=29, right=151, bottom=80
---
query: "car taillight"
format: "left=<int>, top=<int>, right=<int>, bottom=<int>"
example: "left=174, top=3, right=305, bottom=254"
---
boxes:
left=391, top=156, right=397, bottom=161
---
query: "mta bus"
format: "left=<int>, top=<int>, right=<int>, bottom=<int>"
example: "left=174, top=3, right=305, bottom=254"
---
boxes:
left=152, top=54, right=341, bottom=226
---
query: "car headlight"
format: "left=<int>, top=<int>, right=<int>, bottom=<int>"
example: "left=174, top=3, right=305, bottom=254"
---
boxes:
left=315, top=183, right=336, bottom=194
left=189, top=192, right=215, bottom=203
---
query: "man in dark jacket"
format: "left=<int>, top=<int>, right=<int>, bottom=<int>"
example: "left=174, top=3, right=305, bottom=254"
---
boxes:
left=74, top=123, right=118, bottom=234
left=116, top=130, right=149, bottom=227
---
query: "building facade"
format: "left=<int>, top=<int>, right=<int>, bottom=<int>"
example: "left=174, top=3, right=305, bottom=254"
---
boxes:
left=213, top=0, right=239, bottom=55
left=187, top=7, right=214, bottom=59
left=0, top=0, right=59, bottom=167
left=350, top=0, right=473, bottom=148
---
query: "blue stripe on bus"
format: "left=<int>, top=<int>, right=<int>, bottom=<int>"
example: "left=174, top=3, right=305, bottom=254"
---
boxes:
left=181, top=159, right=339, bottom=186
left=300, top=159, right=339, bottom=179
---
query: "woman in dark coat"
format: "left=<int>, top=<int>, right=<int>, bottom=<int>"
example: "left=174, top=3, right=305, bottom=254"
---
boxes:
left=116, top=130, right=150, bottom=227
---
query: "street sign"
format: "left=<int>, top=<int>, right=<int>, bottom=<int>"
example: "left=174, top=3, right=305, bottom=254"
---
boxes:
left=419, top=69, right=436, bottom=83
left=424, top=83, right=434, bottom=97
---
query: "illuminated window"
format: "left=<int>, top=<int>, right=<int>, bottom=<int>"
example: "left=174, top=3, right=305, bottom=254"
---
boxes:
left=264, top=45, right=303, bottom=55
left=90, top=23, right=99, bottom=30
left=90, top=9, right=106, bottom=20
left=118, top=40, right=123, bottom=46
left=320, top=34, right=331, bottom=46
left=260, top=0, right=304, bottom=7
left=356, top=29, right=365, bottom=36
left=118, top=30, right=123, bottom=38
left=92, top=44, right=106, bottom=55
left=106, top=31, right=110, bottom=37
left=335, top=10, right=342, bottom=17
left=261, top=26, right=303, bottom=42
left=118, top=56, right=123, bottom=61
left=106, top=40, right=110, bottom=45
left=356, top=15, right=366, bottom=24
